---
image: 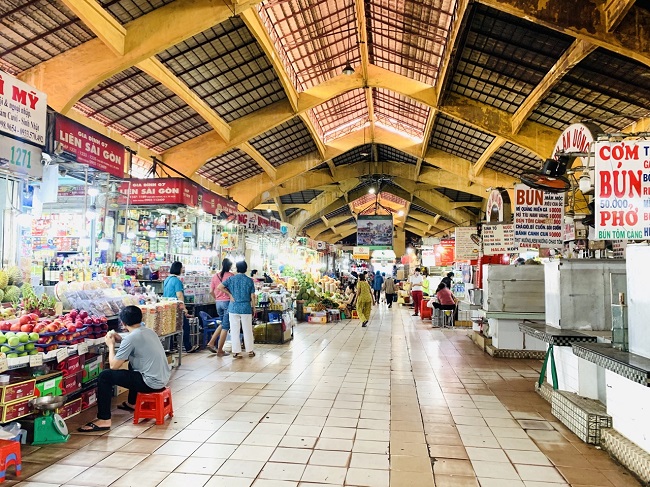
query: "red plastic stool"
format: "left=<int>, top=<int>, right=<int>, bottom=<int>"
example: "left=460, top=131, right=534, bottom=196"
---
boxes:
left=0, top=440, right=21, bottom=482
left=133, top=388, right=174, bottom=425
left=351, top=310, right=359, bottom=319
left=420, top=300, right=432, bottom=319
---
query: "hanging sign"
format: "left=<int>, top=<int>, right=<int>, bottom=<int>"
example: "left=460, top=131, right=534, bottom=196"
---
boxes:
left=0, top=134, right=43, bottom=179
left=553, top=122, right=601, bottom=157
left=482, top=224, right=518, bottom=255
left=594, top=140, right=650, bottom=241
left=201, top=191, right=238, bottom=215
left=55, top=115, right=125, bottom=178
left=564, top=223, right=576, bottom=242
left=119, top=178, right=199, bottom=206
left=357, top=215, right=393, bottom=246
left=485, top=190, right=504, bottom=222
left=455, top=227, right=480, bottom=260
left=0, top=70, right=47, bottom=146
left=353, top=246, right=370, bottom=259
left=513, top=184, right=564, bottom=248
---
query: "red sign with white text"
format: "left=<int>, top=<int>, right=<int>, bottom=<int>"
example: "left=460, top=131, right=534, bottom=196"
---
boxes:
left=55, top=115, right=125, bottom=178
left=201, top=191, right=238, bottom=215
left=119, top=179, right=199, bottom=206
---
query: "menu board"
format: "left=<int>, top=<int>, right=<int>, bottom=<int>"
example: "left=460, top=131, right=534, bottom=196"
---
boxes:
left=482, top=224, right=518, bottom=255
left=455, top=227, right=480, bottom=260
left=594, top=140, right=650, bottom=241
left=513, top=184, right=564, bottom=248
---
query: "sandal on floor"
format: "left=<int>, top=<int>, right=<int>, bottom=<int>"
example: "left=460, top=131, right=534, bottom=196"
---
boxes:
left=187, top=345, right=200, bottom=353
left=248, top=351, right=256, bottom=357
left=216, top=350, right=230, bottom=356
left=78, top=422, right=110, bottom=433
left=232, top=353, right=243, bottom=359
left=117, top=402, right=135, bottom=412
left=206, top=345, right=218, bottom=354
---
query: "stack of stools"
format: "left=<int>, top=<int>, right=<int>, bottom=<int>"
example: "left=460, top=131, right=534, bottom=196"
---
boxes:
left=0, top=440, right=21, bottom=483
left=133, top=388, right=174, bottom=425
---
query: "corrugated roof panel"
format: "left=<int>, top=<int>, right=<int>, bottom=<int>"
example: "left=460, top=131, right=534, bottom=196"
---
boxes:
left=199, top=148, right=264, bottom=187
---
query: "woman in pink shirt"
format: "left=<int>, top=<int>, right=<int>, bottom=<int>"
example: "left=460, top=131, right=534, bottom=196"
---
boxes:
left=206, top=259, right=234, bottom=355
left=431, top=282, right=456, bottom=310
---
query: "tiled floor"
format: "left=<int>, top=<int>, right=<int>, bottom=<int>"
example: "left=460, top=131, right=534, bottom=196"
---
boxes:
left=10, top=306, right=642, bottom=486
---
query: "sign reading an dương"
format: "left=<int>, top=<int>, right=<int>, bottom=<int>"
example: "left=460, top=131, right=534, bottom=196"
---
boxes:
left=594, top=140, right=650, bottom=241
left=513, top=184, right=564, bottom=248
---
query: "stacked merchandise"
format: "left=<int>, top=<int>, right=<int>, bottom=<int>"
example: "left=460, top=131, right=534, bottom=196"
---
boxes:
left=141, top=301, right=181, bottom=336
left=181, top=270, right=213, bottom=304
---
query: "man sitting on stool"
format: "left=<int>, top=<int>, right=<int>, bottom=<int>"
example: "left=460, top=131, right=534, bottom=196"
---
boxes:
left=78, top=305, right=170, bottom=432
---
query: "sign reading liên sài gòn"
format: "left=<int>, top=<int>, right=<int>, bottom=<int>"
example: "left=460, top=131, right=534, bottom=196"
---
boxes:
left=595, top=140, right=650, bottom=241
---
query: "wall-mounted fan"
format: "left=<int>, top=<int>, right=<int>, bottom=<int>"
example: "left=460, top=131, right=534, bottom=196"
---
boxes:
left=520, top=155, right=572, bottom=193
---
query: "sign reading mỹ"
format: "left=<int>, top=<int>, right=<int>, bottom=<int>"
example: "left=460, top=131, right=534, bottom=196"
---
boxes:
left=0, top=70, right=47, bottom=146
left=55, top=115, right=125, bottom=178
left=513, top=184, right=564, bottom=248
left=455, top=227, right=480, bottom=260
left=119, top=178, right=199, bottom=206
left=482, top=224, right=518, bottom=255
left=594, top=140, right=650, bottom=241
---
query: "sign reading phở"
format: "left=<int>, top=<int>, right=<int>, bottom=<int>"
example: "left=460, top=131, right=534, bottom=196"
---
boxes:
left=455, top=227, right=480, bottom=260
left=55, top=115, right=125, bottom=178
left=482, top=224, right=518, bottom=255
left=0, top=70, right=47, bottom=146
left=594, top=140, right=650, bottom=241
left=513, top=184, right=564, bottom=248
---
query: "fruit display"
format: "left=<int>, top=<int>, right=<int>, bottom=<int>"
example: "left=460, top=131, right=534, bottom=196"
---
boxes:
left=0, top=266, right=26, bottom=303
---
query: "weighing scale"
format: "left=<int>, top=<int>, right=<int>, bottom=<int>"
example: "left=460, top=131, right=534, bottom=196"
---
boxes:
left=27, top=396, right=69, bottom=445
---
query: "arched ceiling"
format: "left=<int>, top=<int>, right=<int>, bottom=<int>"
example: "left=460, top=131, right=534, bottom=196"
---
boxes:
left=3, top=0, right=650, bottom=242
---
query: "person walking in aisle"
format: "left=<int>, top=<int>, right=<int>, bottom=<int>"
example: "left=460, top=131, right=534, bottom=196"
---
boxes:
left=218, top=261, right=257, bottom=358
left=163, top=261, right=199, bottom=353
left=371, top=270, right=384, bottom=304
left=384, top=274, right=397, bottom=308
left=409, top=267, right=424, bottom=317
left=206, top=258, right=234, bottom=356
left=356, top=273, right=374, bottom=327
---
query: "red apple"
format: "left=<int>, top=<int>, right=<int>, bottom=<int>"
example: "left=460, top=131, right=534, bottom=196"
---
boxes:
left=10, top=323, right=21, bottom=332
left=33, top=324, right=45, bottom=333
left=46, top=324, right=58, bottom=333
left=78, top=311, right=88, bottom=320
left=20, top=324, right=33, bottom=333
left=19, top=316, right=30, bottom=326
left=0, top=323, right=10, bottom=332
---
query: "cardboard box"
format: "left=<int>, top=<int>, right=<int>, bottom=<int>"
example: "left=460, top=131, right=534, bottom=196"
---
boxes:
left=0, top=378, right=36, bottom=404
left=81, top=387, right=97, bottom=410
left=58, top=397, right=82, bottom=419
left=58, top=354, right=84, bottom=375
left=308, top=316, right=327, bottom=324
left=82, top=356, right=103, bottom=383
left=35, top=376, right=63, bottom=397
left=60, top=373, right=82, bottom=395
left=1, top=397, right=32, bottom=422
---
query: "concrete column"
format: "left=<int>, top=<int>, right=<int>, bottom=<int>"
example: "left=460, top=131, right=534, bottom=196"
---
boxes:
left=394, top=228, right=405, bottom=258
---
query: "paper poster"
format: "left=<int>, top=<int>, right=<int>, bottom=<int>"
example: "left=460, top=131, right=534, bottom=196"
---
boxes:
left=455, top=227, right=480, bottom=260
left=482, top=224, right=518, bottom=255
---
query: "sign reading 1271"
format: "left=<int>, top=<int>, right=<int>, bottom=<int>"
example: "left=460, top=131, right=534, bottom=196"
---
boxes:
left=595, top=140, right=650, bottom=241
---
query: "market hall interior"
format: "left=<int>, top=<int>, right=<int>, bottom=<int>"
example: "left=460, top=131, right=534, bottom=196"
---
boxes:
left=12, top=307, right=642, bottom=487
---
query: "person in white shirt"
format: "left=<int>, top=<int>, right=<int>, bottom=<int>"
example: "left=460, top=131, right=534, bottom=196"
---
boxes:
left=409, top=268, right=424, bottom=317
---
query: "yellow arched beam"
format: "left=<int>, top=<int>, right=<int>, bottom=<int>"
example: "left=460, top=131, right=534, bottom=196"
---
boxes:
left=163, top=64, right=561, bottom=175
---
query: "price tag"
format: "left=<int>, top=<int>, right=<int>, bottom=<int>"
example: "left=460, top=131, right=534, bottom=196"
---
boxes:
left=29, top=353, right=43, bottom=367
left=0, top=353, right=7, bottom=373
left=77, top=343, right=89, bottom=355
left=56, top=348, right=69, bottom=363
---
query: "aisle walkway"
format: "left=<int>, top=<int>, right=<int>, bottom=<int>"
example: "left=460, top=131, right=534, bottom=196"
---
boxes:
left=15, top=306, right=640, bottom=487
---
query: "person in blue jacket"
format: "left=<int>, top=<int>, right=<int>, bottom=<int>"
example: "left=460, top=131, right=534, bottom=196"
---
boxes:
left=371, top=270, right=384, bottom=304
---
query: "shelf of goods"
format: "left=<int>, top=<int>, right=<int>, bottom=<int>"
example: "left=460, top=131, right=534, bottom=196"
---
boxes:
left=181, top=270, right=214, bottom=305
left=254, top=291, right=294, bottom=344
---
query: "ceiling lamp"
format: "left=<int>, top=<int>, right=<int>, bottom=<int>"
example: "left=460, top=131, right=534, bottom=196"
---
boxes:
left=368, top=187, right=376, bottom=195
left=342, top=63, right=355, bottom=76
left=397, top=210, right=404, bottom=216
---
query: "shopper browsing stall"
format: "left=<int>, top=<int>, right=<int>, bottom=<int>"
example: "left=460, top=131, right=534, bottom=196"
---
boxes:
left=206, top=258, right=234, bottom=356
left=356, top=273, right=374, bottom=327
left=218, top=261, right=257, bottom=358
left=78, top=306, right=170, bottom=432
left=163, top=261, right=199, bottom=353
left=372, top=271, right=384, bottom=303
left=384, top=275, right=397, bottom=308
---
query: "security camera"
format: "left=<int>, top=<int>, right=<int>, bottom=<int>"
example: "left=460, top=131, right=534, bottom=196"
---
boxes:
left=59, top=167, right=68, bottom=177
left=41, top=153, right=52, bottom=165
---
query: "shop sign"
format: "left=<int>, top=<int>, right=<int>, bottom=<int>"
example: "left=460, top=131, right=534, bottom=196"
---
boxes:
left=485, top=189, right=504, bottom=222
left=455, top=226, right=479, bottom=260
left=0, top=134, right=43, bottom=179
left=594, top=140, right=650, bottom=241
left=55, top=115, right=125, bottom=178
left=482, top=224, right=518, bottom=255
left=564, top=223, right=575, bottom=242
left=513, top=184, right=564, bottom=248
left=57, top=184, right=86, bottom=198
left=119, top=178, right=198, bottom=206
left=421, top=250, right=436, bottom=267
left=353, top=246, right=370, bottom=259
left=201, top=191, right=238, bottom=215
left=280, top=222, right=296, bottom=238
left=316, top=241, right=327, bottom=251
left=435, top=238, right=456, bottom=266
left=0, top=70, right=47, bottom=146
left=553, top=122, right=601, bottom=157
